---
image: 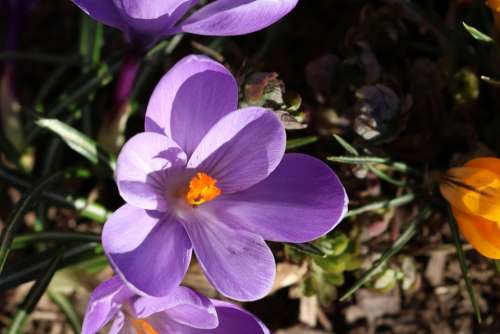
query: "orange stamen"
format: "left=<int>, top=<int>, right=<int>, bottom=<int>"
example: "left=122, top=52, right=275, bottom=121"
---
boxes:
left=185, top=172, right=221, bottom=206
left=130, top=319, right=158, bottom=334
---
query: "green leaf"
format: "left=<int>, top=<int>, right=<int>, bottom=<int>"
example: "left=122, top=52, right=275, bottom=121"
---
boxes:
left=286, top=136, right=318, bottom=150
left=463, top=22, right=494, bottom=44
left=35, top=118, right=116, bottom=170
left=285, top=242, right=325, bottom=256
left=6, top=251, right=63, bottom=334
left=0, top=169, right=90, bottom=274
left=0, top=242, right=100, bottom=291
left=333, top=134, right=359, bottom=156
left=13, top=232, right=100, bottom=249
left=340, top=207, right=431, bottom=301
left=447, top=205, right=482, bottom=323
left=345, top=193, right=415, bottom=218
left=48, top=291, right=82, bottom=333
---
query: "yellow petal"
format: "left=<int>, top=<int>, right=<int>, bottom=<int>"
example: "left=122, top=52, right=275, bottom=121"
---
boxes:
left=465, top=157, right=500, bottom=176
left=452, top=208, right=500, bottom=259
left=440, top=167, right=500, bottom=221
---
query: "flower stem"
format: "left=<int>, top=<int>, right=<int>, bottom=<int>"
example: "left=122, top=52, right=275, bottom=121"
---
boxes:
left=98, top=49, right=142, bottom=154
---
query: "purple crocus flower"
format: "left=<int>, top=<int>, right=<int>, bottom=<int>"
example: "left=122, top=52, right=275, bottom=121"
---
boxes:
left=72, top=0, right=299, bottom=49
left=82, top=276, right=269, bottom=334
left=103, top=55, right=348, bottom=301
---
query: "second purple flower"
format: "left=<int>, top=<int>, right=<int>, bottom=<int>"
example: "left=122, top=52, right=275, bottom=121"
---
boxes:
left=104, top=55, right=348, bottom=301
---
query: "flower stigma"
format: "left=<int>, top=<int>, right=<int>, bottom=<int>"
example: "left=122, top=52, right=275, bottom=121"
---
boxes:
left=185, top=172, right=221, bottom=207
left=130, top=319, right=158, bottom=334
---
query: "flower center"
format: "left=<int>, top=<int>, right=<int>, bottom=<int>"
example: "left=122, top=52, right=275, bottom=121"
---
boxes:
left=130, top=319, right=158, bottom=334
left=185, top=172, right=221, bottom=206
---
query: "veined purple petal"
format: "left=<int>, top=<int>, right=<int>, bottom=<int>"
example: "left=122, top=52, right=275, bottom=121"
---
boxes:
left=188, top=107, right=286, bottom=194
left=182, top=211, right=276, bottom=301
left=108, top=311, right=127, bottom=334
left=116, top=132, right=186, bottom=211
left=206, top=154, right=348, bottom=243
left=179, top=0, right=298, bottom=36
left=145, top=55, right=238, bottom=157
left=210, top=300, right=270, bottom=334
left=132, top=286, right=217, bottom=330
left=103, top=209, right=192, bottom=297
left=81, top=276, right=131, bottom=334
left=72, top=0, right=124, bottom=30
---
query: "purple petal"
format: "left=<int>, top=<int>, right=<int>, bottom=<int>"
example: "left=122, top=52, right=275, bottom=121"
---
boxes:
left=182, top=212, right=276, bottom=301
left=115, top=0, right=198, bottom=47
left=72, top=0, right=124, bottom=30
left=210, top=300, right=270, bottom=334
left=145, top=55, right=238, bottom=157
left=132, top=287, right=218, bottom=329
left=188, top=107, right=286, bottom=194
left=179, top=0, right=298, bottom=36
left=116, top=132, right=186, bottom=211
left=207, top=154, right=348, bottom=243
left=82, top=277, right=130, bottom=334
left=108, top=311, right=127, bottom=334
left=103, top=208, right=192, bottom=297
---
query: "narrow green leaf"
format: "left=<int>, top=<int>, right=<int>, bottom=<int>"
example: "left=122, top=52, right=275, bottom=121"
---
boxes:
left=367, top=165, right=406, bottom=187
left=6, top=252, right=63, bottom=334
left=447, top=206, right=482, bottom=323
left=0, top=242, right=100, bottom=291
left=327, top=156, right=418, bottom=174
left=35, top=118, right=116, bottom=170
left=340, top=207, right=431, bottom=301
left=13, top=232, right=100, bottom=249
left=286, top=136, right=318, bottom=150
left=345, top=193, right=415, bottom=218
left=286, top=242, right=325, bottom=257
left=333, top=134, right=359, bottom=156
left=48, top=291, right=82, bottom=333
left=463, top=22, right=494, bottom=44
left=0, top=169, right=89, bottom=274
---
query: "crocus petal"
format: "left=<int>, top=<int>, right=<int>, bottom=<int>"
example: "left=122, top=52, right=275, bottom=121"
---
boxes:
left=188, top=107, right=286, bottom=194
left=440, top=167, right=500, bottom=222
left=206, top=153, right=347, bottom=243
left=179, top=0, right=298, bottom=36
left=453, top=208, right=500, bottom=259
left=103, top=208, right=192, bottom=297
left=209, top=300, right=270, bottom=334
left=114, top=0, right=198, bottom=47
left=132, top=287, right=218, bottom=329
left=145, top=55, right=238, bottom=157
left=465, top=157, right=500, bottom=176
left=116, top=132, right=187, bottom=211
left=108, top=311, right=127, bottom=334
left=72, top=0, right=124, bottom=30
left=82, top=277, right=130, bottom=334
left=182, top=212, right=276, bottom=301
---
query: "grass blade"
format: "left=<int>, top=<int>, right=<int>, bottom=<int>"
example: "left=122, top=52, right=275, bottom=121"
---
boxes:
left=340, top=207, right=431, bottom=301
left=0, top=169, right=89, bottom=274
left=286, top=136, right=318, bottom=150
left=13, top=232, right=100, bottom=249
left=446, top=206, right=482, bottom=323
left=48, top=291, right=82, bottom=333
left=0, top=242, right=100, bottom=291
left=345, top=193, right=415, bottom=218
left=463, top=22, right=495, bottom=44
left=35, top=118, right=116, bottom=170
left=6, top=251, right=63, bottom=334
left=286, top=242, right=325, bottom=256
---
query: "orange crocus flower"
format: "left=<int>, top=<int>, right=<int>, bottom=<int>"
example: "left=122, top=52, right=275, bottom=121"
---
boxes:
left=487, top=0, right=500, bottom=33
left=440, top=157, right=500, bottom=259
